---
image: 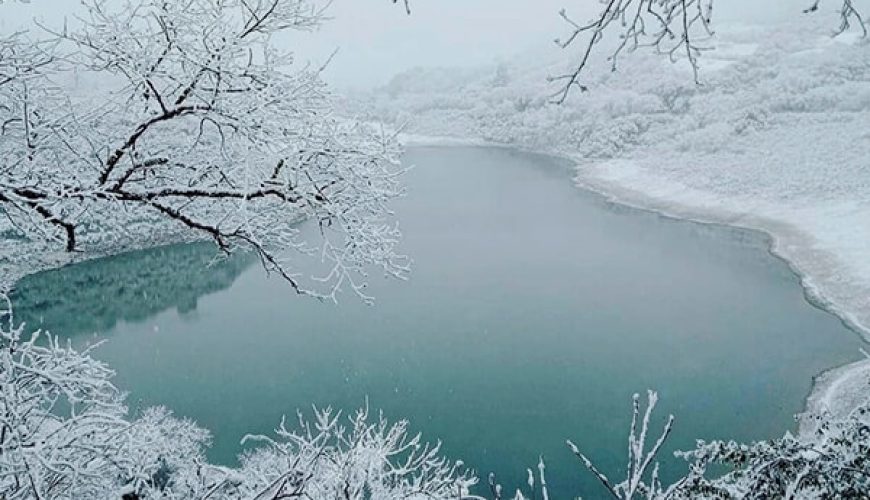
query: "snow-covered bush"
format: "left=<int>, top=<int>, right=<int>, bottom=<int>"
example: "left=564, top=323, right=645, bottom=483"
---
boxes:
left=493, top=391, right=870, bottom=500
left=237, top=407, right=476, bottom=499
left=1, top=294, right=155, bottom=498
left=0, top=294, right=477, bottom=499
left=673, top=401, right=870, bottom=498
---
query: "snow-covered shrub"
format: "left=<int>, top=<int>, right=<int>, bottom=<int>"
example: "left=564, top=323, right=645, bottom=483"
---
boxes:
left=672, top=402, right=870, bottom=498
left=0, top=294, right=210, bottom=499
left=495, top=391, right=870, bottom=500
left=237, top=407, right=476, bottom=499
left=0, top=294, right=476, bottom=500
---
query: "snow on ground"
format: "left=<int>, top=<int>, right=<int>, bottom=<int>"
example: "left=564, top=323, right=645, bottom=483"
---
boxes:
left=800, top=357, right=870, bottom=437
left=348, top=17, right=870, bottom=432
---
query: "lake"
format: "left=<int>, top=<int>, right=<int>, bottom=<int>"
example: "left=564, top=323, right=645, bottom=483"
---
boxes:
left=10, top=146, right=867, bottom=498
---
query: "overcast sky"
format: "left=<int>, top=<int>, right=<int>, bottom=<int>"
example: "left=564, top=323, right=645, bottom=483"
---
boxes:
left=1, top=1, right=799, bottom=90
left=289, top=0, right=570, bottom=89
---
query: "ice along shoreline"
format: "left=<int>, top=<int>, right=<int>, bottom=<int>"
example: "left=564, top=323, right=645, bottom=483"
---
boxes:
left=400, top=134, right=870, bottom=434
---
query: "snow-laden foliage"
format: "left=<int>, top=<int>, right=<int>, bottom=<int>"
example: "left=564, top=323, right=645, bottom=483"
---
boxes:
left=0, top=295, right=477, bottom=499
left=490, top=391, right=870, bottom=500
left=672, top=401, right=870, bottom=499
left=0, top=0, right=408, bottom=301
left=623, top=393, right=870, bottom=499
left=0, top=294, right=210, bottom=499
left=237, top=407, right=476, bottom=499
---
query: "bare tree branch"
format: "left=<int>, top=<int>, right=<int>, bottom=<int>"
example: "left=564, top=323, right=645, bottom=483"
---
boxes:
left=551, top=0, right=866, bottom=102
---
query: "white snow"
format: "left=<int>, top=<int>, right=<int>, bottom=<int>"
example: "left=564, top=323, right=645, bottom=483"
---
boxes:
left=800, top=357, right=870, bottom=437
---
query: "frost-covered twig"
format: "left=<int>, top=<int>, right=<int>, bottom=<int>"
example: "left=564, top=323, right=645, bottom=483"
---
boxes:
left=805, top=0, right=868, bottom=37
left=551, top=0, right=715, bottom=103
left=565, top=391, right=674, bottom=500
left=551, top=0, right=867, bottom=102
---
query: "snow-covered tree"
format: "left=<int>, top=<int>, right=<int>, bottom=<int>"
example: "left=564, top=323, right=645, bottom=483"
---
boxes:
left=0, top=292, right=210, bottom=499
left=0, top=0, right=408, bottom=301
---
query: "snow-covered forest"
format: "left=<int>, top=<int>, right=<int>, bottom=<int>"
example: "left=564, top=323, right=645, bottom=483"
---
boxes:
left=3, top=0, right=870, bottom=498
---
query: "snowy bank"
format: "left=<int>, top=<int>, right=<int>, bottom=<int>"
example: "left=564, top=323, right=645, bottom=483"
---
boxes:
left=800, top=357, right=870, bottom=437
left=571, top=156, right=870, bottom=433
left=353, top=18, right=870, bottom=431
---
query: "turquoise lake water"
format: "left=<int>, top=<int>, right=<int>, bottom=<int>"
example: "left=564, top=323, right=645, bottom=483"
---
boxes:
left=11, top=146, right=867, bottom=498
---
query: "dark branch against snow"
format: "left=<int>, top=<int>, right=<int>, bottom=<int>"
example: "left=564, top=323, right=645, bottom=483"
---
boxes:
left=551, top=0, right=867, bottom=102
left=0, top=0, right=409, bottom=302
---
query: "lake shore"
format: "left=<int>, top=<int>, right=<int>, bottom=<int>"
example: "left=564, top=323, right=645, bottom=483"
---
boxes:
left=567, top=158, right=870, bottom=436
left=14, top=144, right=853, bottom=498
left=401, top=134, right=870, bottom=437
left=3, top=135, right=866, bottom=441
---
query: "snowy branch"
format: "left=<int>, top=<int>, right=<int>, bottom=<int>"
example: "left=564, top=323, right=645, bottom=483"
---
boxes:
left=805, top=0, right=868, bottom=37
left=393, top=0, right=410, bottom=15
left=551, top=0, right=715, bottom=103
left=0, top=0, right=409, bottom=301
left=551, top=0, right=867, bottom=102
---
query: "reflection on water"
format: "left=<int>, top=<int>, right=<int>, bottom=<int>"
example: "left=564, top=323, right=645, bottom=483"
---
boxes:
left=10, top=243, right=254, bottom=336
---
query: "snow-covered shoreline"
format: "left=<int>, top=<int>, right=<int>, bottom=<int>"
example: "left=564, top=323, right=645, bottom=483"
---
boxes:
left=569, top=158, right=870, bottom=433
left=401, top=133, right=870, bottom=435
left=0, top=229, right=203, bottom=293
left=571, top=159, right=870, bottom=339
